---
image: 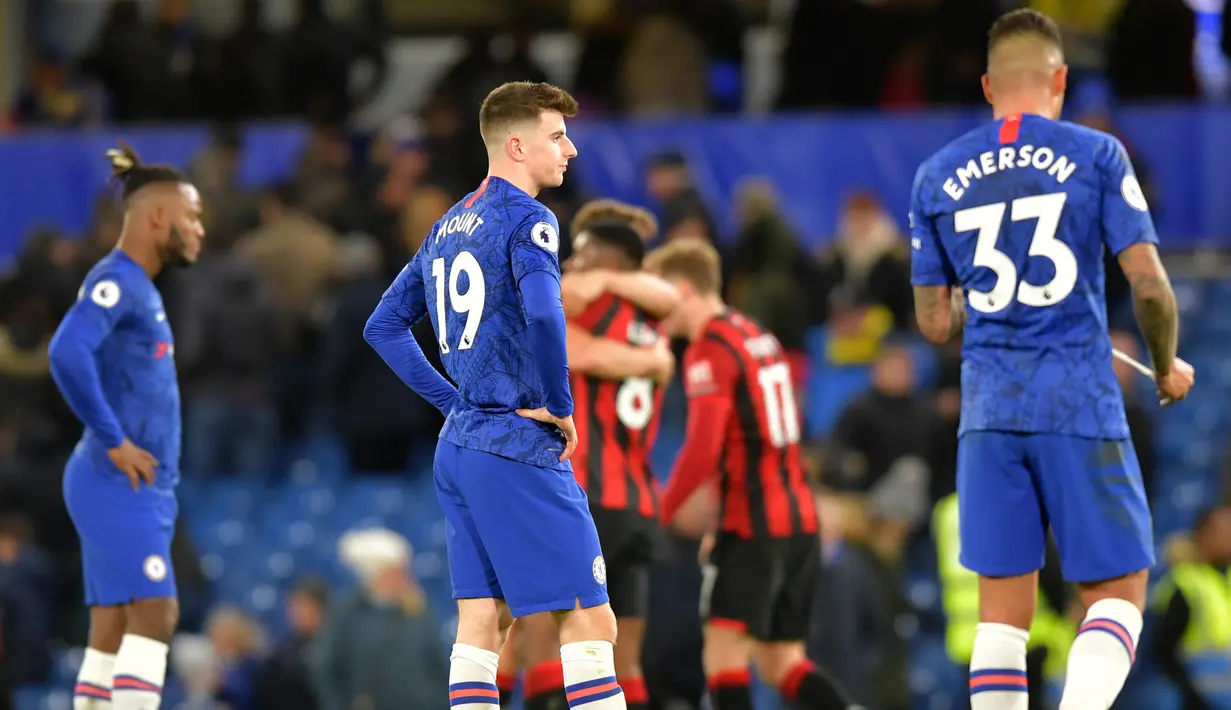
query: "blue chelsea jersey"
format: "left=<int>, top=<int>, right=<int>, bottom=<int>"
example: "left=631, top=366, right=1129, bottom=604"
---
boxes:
left=910, top=114, right=1159, bottom=439
left=384, top=177, right=571, bottom=468
left=54, top=250, right=182, bottom=488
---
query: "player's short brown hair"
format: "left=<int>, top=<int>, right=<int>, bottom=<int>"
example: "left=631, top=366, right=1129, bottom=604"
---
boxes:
left=988, top=9, right=1063, bottom=52
left=571, top=199, right=658, bottom=242
left=478, top=82, right=579, bottom=143
left=644, top=238, right=722, bottom=295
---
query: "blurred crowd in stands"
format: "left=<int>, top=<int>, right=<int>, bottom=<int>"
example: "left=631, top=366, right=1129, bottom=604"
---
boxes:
left=1, top=0, right=1227, bottom=709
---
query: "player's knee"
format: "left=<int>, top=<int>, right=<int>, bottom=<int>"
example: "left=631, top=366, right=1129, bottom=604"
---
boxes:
left=457, top=598, right=506, bottom=652
left=87, top=606, right=128, bottom=654
left=520, top=612, right=561, bottom=665
left=702, top=623, right=753, bottom=674
left=751, top=641, right=807, bottom=688
left=497, top=600, right=515, bottom=633
left=1076, top=568, right=1149, bottom=611
left=558, top=602, right=618, bottom=646
left=977, top=573, right=1038, bottom=630
left=125, top=597, right=179, bottom=643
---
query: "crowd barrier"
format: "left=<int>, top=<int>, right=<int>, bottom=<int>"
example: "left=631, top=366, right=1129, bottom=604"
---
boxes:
left=1, top=104, right=1229, bottom=259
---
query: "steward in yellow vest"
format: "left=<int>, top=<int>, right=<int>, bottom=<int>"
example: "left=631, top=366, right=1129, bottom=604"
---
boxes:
left=1151, top=506, right=1231, bottom=710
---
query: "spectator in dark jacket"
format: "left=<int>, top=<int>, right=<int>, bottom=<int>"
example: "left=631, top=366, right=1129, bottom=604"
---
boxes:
left=253, top=579, right=328, bottom=710
left=313, top=529, right=448, bottom=710
left=0, top=514, right=55, bottom=689
left=318, top=237, right=443, bottom=472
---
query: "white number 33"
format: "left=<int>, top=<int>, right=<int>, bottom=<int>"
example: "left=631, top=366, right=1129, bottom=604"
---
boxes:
left=955, top=192, right=1076, bottom=314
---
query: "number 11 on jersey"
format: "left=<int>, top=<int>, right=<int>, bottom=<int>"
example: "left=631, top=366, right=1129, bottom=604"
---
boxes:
left=432, top=252, right=487, bottom=353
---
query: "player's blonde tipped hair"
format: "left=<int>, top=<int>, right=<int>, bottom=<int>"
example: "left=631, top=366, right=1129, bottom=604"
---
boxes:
left=645, top=238, right=722, bottom=295
left=571, top=199, right=659, bottom=243
left=478, top=81, right=579, bottom=144
left=105, top=141, right=188, bottom=201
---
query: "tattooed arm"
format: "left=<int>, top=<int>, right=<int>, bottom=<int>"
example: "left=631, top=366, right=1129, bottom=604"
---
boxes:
left=914, top=285, right=966, bottom=345
left=908, top=162, right=961, bottom=344
left=1116, top=242, right=1177, bottom=377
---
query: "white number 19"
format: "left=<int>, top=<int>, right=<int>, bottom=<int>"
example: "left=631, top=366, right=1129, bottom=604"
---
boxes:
left=431, top=251, right=486, bottom=353
left=954, top=191, right=1076, bottom=314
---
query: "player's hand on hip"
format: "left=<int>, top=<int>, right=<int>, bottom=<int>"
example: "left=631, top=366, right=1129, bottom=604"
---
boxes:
left=108, top=439, right=158, bottom=490
left=515, top=408, right=579, bottom=461
left=1157, top=356, right=1195, bottom=406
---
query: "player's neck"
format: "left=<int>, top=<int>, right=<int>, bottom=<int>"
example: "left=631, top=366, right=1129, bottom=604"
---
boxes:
left=992, top=101, right=1055, bottom=121
left=687, top=297, right=726, bottom=340
left=116, top=235, right=163, bottom=278
left=486, top=165, right=540, bottom=198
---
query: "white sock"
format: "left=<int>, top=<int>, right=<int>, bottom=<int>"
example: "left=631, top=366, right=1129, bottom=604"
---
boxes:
left=1059, top=598, right=1142, bottom=710
left=110, top=634, right=167, bottom=710
left=561, top=641, right=626, bottom=709
left=450, top=643, right=501, bottom=709
left=74, top=647, right=116, bottom=710
left=969, top=623, right=1030, bottom=710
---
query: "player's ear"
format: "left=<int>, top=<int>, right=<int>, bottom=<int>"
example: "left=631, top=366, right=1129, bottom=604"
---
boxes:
left=147, top=202, right=167, bottom=231
left=507, top=133, right=525, bottom=163
left=981, top=73, right=993, bottom=106
left=1052, top=64, right=1068, bottom=100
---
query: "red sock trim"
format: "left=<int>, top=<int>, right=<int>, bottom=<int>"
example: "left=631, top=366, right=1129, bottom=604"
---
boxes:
left=781, top=660, right=816, bottom=701
left=496, top=672, right=518, bottom=692
left=524, top=659, right=565, bottom=698
left=621, top=675, right=649, bottom=703
left=707, top=668, right=752, bottom=690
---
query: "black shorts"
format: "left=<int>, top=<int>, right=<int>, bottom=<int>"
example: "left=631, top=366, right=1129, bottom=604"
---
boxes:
left=591, top=507, right=662, bottom=619
left=700, top=533, right=819, bottom=642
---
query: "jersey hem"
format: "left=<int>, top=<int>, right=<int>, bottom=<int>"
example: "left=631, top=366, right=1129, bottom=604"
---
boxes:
left=85, top=591, right=177, bottom=607
left=957, top=428, right=1130, bottom=442
left=438, top=431, right=570, bottom=471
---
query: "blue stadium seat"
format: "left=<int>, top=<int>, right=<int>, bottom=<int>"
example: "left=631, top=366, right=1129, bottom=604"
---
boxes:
left=192, top=519, right=254, bottom=556
left=268, top=482, right=338, bottom=522
left=202, top=480, right=268, bottom=519
left=339, top=478, right=411, bottom=519
left=51, top=647, right=82, bottom=687
left=12, top=686, right=64, bottom=710
left=909, top=636, right=965, bottom=710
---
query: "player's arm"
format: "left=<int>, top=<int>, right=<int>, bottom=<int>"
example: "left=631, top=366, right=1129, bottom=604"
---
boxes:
left=660, top=341, right=737, bottom=526
left=513, top=216, right=574, bottom=417
left=363, top=251, right=459, bottom=416
left=560, top=270, right=680, bottom=320
left=47, top=275, right=131, bottom=449
left=567, top=325, right=674, bottom=383
left=908, top=165, right=964, bottom=344
left=1102, top=139, right=1178, bottom=376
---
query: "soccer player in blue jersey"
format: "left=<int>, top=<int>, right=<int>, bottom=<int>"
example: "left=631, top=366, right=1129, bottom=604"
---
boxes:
left=364, top=81, right=627, bottom=710
left=49, top=144, right=204, bottom=710
left=909, top=10, right=1194, bottom=710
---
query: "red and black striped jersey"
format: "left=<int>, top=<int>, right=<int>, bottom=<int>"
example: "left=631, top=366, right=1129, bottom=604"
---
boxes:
left=666, top=309, right=816, bottom=539
left=569, top=292, right=664, bottom=518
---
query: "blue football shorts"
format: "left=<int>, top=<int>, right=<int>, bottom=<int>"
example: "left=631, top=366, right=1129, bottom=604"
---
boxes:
left=956, top=431, right=1154, bottom=583
left=434, top=439, right=609, bottom=617
left=63, top=453, right=179, bottom=606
